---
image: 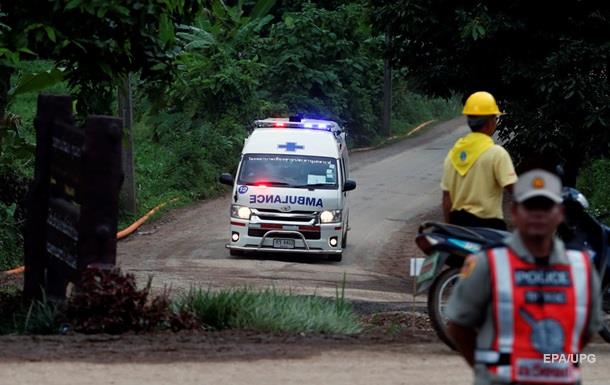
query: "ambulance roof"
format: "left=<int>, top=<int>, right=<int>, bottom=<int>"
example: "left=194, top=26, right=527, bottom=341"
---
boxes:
left=243, top=128, right=341, bottom=158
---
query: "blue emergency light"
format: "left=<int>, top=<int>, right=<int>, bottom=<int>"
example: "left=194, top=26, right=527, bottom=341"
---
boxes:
left=255, top=121, right=334, bottom=131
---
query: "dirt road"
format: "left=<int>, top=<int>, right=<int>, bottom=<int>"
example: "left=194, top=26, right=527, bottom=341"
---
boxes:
left=2, top=333, right=609, bottom=385
left=117, top=118, right=469, bottom=303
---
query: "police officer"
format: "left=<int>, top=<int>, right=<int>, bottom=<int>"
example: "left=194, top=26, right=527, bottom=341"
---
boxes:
left=446, top=169, right=601, bottom=385
left=442, top=91, right=517, bottom=230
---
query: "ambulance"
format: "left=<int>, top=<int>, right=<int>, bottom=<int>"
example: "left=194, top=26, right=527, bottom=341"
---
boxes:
left=219, top=117, right=356, bottom=261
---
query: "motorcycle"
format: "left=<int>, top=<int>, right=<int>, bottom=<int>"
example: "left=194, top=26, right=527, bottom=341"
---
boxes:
left=414, top=187, right=610, bottom=349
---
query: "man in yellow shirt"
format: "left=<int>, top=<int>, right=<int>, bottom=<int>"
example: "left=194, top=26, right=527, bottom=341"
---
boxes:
left=441, top=91, right=517, bottom=230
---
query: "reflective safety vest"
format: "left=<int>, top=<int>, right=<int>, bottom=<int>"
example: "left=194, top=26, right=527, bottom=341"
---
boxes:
left=475, top=247, right=592, bottom=384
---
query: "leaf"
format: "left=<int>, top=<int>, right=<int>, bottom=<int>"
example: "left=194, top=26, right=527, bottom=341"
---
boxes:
left=211, top=0, right=227, bottom=20
left=159, top=13, right=175, bottom=44
left=284, top=15, right=295, bottom=29
left=8, top=68, right=65, bottom=98
left=44, top=26, right=56, bottom=42
left=249, top=0, right=277, bottom=19
left=18, top=47, right=36, bottom=55
left=65, top=0, right=81, bottom=10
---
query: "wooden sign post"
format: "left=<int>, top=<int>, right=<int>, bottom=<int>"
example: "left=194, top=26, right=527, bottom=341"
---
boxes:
left=24, top=94, right=123, bottom=300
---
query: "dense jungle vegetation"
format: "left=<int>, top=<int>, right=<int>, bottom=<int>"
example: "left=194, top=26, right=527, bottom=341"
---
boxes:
left=2, top=0, right=608, bottom=270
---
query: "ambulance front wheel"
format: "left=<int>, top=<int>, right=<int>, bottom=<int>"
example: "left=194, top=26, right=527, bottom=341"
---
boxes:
left=327, top=253, right=342, bottom=262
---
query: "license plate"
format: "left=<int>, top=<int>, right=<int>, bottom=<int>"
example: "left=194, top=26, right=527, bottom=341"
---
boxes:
left=416, top=252, right=441, bottom=284
left=273, top=239, right=295, bottom=249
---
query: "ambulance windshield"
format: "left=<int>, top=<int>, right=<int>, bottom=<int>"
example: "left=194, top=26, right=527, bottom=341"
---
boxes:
left=238, top=154, right=338, bottom=189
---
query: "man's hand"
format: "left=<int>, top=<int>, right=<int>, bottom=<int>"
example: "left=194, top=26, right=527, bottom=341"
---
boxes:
left=442, top=190, right=452, bottom=222
left=447, top=321, right=477, bottom=367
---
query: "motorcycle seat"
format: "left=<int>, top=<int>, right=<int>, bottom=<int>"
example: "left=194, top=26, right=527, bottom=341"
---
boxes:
left=420, top=222, right=509, bottom=244
left=466, top=227, right=510, bottom=242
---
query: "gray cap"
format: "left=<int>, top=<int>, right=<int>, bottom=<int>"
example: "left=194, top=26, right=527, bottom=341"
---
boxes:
left=514, top=169, right=563, bottom=203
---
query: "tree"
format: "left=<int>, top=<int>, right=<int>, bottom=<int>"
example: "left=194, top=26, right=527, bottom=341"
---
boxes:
left=370, top=0, right=610, bottom=184
left=0, top=0, right=207, bottom=117
left=261, top=2, right=384, bottom=144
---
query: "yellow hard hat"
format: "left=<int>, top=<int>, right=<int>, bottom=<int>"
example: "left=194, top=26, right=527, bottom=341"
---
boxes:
left=462, top=91, right=503, bottom=116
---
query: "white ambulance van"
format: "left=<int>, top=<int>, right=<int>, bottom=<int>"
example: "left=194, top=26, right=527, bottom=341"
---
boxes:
left=219, top=117, right=356, bottom=261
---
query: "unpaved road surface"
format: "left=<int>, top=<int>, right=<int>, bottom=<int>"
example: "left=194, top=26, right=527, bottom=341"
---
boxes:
left=2, top=332, right=609, bottom=385
left=117, top=118, right=469, bottom=303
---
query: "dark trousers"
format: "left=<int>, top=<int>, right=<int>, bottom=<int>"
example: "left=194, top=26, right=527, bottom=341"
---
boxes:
left=449, top=210, right=507, bottom=231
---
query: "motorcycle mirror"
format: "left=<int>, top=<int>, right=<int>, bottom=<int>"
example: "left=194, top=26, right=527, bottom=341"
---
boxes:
left=562, top=187, right=590, bottom=210
left=555, top=164, right=565, bottom=181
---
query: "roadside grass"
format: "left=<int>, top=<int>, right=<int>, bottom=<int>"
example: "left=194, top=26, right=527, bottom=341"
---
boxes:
left=174, top=286, right=362, bottom=334
left=0, top=289, right=61, bottom=335
left=0, top=271, right=362, bottom=335
left=391, top=91, right=461, bottom=137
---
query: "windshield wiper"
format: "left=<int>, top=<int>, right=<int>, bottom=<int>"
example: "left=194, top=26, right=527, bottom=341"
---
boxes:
left=292, top=183, right=334, bottom=189
left=244, top=181, right=292, bottom=187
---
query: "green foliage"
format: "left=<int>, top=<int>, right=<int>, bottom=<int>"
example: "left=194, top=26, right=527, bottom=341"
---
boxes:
left=9, top=68, right=64, bottom=100
left=391, top=80, right=461, bottom=135
left=0, top=60, right=65, bottom=271
left=173, top=287, right=362, bottom=334
left=1, top=0, right=208, bottom=116
left=577, top=158, right=610, bottom=223
left=0, top=201, right=23, bottom=271
left=371, top=0, right=610, bottom=183
left=260, top=2, right=383, bottom=145
left=134, top=0, right=457, bottom=215
left=0, top=290, right=61, bottom=335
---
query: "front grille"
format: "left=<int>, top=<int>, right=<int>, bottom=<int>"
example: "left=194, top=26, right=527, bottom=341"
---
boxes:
left=248, top=229, right=321, bottom=240
left=252, top=208, right=317, bottom=223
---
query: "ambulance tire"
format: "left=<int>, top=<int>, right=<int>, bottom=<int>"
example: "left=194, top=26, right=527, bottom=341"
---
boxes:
left=428, top=267, right=460, bottom=351
left=599, top=280, right=610, bottom=343
left=230, top=249, right=245, bottom=257
left=341, top=228, right=348, bottom=248
left=327, top=253, right=343, bottom=262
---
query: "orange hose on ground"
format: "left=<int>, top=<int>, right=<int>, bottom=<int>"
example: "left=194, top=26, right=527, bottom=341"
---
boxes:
left=117, top=198, right=179, bottom=240
left=1, top=198, right=179, bottom=275
left=2, top=266, right=25, bottom=276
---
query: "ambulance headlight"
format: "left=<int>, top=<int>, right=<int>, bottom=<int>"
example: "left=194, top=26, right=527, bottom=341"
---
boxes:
left=319, top=210, right=342, bottom=223
left=231, top=205, right=252, bottom=219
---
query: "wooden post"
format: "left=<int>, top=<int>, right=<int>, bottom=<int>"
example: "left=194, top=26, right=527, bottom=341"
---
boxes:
left=23, top=94, right=123, bottom=300
left=23, top=95, right=73, bottom=299
left=382, top=31, right=392, bottom=137
left=77, top=116, right=123, bottom=271
left=118, top=75, right=137, bottom=214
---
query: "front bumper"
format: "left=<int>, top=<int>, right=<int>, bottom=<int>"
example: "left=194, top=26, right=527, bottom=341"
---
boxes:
left=227, top=221, right=344, bottom=254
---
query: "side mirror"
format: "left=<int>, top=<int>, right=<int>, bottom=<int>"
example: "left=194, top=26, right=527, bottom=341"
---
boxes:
left=219, top=173, right=235, bottom=186
left=343, top=180, right=357, bottom=192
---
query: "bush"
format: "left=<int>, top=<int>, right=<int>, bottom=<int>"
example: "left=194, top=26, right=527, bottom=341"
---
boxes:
left=577, top=158, right=610, bottom=223
left=63, top=268, right=180, bottom=334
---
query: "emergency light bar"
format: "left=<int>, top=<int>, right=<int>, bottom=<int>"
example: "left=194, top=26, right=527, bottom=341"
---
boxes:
left=253, top=118, right=341, bottom=134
